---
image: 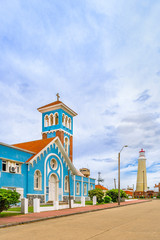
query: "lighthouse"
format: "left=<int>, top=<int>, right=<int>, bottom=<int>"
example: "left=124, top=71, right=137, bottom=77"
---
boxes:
left=136, top=149, right=147, bottom=195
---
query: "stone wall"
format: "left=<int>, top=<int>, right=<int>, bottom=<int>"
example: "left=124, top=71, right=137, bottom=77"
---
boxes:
left=27, top=194, right=45, bottom=206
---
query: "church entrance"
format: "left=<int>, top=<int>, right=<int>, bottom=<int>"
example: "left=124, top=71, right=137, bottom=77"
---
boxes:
left=49, top=174, right=58, bottom=202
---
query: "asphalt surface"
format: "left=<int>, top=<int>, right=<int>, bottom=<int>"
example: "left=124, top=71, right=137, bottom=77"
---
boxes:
left=0, top=200, right=159, bottom=240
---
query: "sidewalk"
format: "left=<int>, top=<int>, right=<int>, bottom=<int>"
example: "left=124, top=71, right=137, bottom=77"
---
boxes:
left=0, top=200, right=150, bottom=228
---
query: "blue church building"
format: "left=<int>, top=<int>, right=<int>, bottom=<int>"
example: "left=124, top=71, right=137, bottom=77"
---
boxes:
left=0, top=95, right=95, bottom=205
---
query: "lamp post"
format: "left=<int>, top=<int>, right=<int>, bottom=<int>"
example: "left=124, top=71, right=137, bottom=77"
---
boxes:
left=118, top=145, right=128, bottom=206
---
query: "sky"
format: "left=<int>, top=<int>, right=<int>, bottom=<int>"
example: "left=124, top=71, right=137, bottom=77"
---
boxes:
left=0, top=0, right=160, bottom=190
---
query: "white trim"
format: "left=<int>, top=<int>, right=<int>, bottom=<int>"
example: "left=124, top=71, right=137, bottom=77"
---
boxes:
left=0, top=142, right=35, bottom=154
left=42, top=128, right=73, bottom=136
left=38, top=102, right=78, bottom=117
left=74, top=175, right=75, bottom=200
left=44, top=153, right=63, bottom=202
left=0, top=157, right=24, bottom=164
left=81, top=177, right=83, bottom=196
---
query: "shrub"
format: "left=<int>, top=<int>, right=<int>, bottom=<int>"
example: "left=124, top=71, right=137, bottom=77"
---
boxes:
left=104, top=195, right=112, bottom=203
left=0, top=189, right=20, bottom=213
left=88, top=189, right=104, bottom=203
left=105, top=189, right=127, bottom=202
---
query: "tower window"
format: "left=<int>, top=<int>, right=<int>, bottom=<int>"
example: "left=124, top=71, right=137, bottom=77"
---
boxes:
left=65, top=137, right=69, bottom=155
left=55, top=113, right=59, bottom=125
left=44, top=115, right=49, bottom=127
left=50, top=114, right=54, bottom=126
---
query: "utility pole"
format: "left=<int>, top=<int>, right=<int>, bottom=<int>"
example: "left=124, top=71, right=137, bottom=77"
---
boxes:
left=97, top=172, right=104, bottom=185
left=68, top=169, right=71, bottom=208
left=114, top=178, right=116, bottom=189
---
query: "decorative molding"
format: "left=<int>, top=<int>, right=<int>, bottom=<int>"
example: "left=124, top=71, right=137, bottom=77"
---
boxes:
left=42, top=128, right=73, bottom=136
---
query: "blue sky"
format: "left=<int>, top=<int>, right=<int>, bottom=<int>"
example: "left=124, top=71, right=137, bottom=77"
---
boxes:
left=0, top=0, right=160, bottom=189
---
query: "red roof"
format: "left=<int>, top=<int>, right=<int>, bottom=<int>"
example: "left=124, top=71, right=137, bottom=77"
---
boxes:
left=12, top=138, right=55, bottom=163
left=95, top=185, right=108, bottom=191
left=124, top=190, right=133, bottom=196
left=37, top=101, right=62, bottom=110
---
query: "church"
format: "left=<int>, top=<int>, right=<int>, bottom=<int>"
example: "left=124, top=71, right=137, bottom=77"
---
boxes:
left=0, top=95, right=95, bottom=205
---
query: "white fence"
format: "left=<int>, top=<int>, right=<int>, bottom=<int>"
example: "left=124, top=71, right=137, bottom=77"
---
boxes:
left=21, top=196, right=97, bottom=214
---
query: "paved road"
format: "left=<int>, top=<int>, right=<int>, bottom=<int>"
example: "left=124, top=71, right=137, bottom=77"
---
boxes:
left=0, top=200, right=159, bottom=240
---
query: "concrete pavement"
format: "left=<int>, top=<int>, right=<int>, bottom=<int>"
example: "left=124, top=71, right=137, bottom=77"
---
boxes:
left=0, top=200, right=159, bottom=240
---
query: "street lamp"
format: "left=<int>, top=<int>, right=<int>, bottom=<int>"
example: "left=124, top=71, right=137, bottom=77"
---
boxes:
left=118, top=145, right=128, bottom=206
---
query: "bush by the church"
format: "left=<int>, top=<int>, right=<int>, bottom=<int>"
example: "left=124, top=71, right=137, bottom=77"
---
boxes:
left=105, top=189, right=127, bottom=202
left=104, top=195, right=112, bottom=203
left=0, top=189, right=20, bottom=213
left=88, top=188, right=104, bottom=203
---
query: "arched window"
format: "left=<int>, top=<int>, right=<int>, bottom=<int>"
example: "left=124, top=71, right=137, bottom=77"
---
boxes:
left=50, top=114, right=54, bottom=126
left=84, top=184, right=87, bottom=195
left=55, top=113, right=59, bottom=125
left=64, top=176, right=69, bottom=192
left=65, top=137, right=69, bottom=155
left=76, top=182, right=80, bottom=195
left=44, top=115, right=49, bottom=127
left=34, top=170, right=42, bottom=190
left=65, top=116, right=68, bottom=128
left=68, top=118, right=71, bottom=130
left=62, top=114, right=65, bottom=125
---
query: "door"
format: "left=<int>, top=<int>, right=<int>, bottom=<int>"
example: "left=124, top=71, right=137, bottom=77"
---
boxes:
left=49, top=174, right=58, bottom=201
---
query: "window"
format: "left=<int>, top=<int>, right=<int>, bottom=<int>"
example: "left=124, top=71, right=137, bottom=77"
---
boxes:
left=91, top=184, right=93, bottom=190
left=16, top=163, right=20, bottom=174
left=50, top=159, right=57, bottom=170
left=68, top=118, right=71, bottom=130
left=55, top=113, right=59, bottom=125
left=64, top=176, right=69, bottom=192
left=84, top=184, right=87, bottom=195
left=34, top=170, right=42, bottom=190
left=65, top=116, right=68, bottom=128
left=44, top=115, right=49, bottom=127
left=2, top=161, right=7, bottom=171
left=62, top=114, right=65, bottom=125
left=65, top=138, right=69, bottom=155
left=76, top=182, right=80, bottom=195
left=50, top=114, right=54, bottom=126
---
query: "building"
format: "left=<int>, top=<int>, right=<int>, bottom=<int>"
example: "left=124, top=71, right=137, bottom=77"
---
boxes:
left=79, top=168, right=90, bottom=177
left=95, top=185, right=108, bottom=195
left=135, top=149, right=147, bottom=197
left=0, top=95, right=95, bottom=205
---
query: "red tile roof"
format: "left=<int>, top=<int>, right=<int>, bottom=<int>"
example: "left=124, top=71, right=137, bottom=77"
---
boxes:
left=95, top=185, right=108, bottom=191
left=12, top=138, right=55, bottom=163
left=37, top=101, right=62, bottom=110
left=124, top=190, right=133, bottom=196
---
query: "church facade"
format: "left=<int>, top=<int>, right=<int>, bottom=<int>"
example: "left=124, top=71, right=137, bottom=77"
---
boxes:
left=0, top=96, right=95, bottom=204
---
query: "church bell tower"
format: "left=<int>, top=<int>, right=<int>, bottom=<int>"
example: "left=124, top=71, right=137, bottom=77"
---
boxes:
left=37, top=94, right=77, bottom=162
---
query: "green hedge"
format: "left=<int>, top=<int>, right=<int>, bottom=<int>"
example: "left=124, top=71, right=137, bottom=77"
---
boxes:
left=0, top=189, right=20, bottom=213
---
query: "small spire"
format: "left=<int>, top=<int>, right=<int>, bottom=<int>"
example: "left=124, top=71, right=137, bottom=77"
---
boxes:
left=56, top=93, right=60, bottom=101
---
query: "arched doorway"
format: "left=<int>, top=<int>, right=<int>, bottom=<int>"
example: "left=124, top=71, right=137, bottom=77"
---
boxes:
left=49, top=174, right=58, bottom=202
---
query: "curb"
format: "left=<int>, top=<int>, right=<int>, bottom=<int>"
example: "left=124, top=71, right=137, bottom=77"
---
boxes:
left=0, top=200, right=151, bottom=229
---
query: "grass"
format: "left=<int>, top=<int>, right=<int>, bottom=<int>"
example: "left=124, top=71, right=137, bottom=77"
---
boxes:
left=0, top=212, right=22, bottom=218
left=75, top=201, right=93, bottom=205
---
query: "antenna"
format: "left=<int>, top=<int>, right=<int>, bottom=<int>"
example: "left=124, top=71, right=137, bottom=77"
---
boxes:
left=97, top=172, right=104, bottom=185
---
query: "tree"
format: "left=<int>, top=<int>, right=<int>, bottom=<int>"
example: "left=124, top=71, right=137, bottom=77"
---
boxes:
left=104, top=195, right=112, bottom=203
left=88, top=189, right=104, bottom=203
left=0, top=189, right=20, bottom=213
left=105, top=189, right=127, bottom=202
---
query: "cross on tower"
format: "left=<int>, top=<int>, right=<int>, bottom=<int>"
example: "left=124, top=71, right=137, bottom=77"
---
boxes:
left=56, top=93, right=60, bottom=101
